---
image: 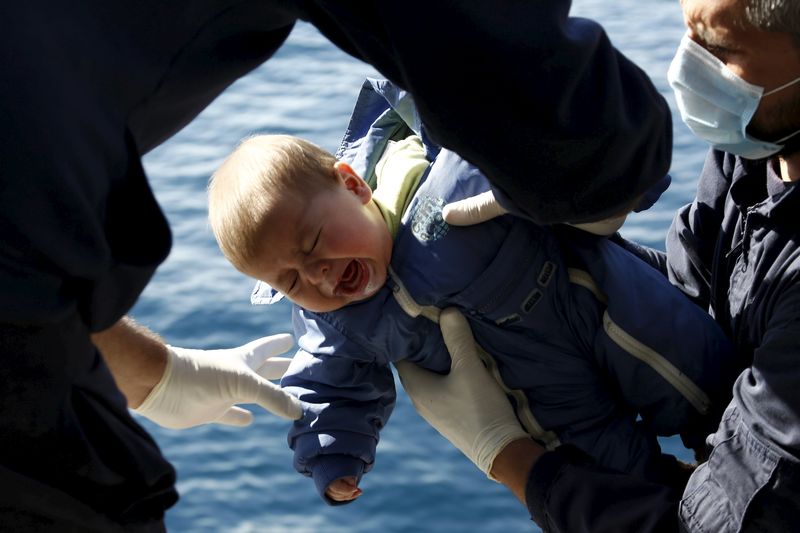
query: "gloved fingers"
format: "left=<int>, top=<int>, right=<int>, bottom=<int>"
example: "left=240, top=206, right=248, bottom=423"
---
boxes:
left=568, top=213, right=628, bottom=236
left=439, top=308, right=482, bottom=372
left=215, top=406, right=254, bottom=427
left=250, top=377, right=303, bottom=420
left=239, top=334, right=295, bottom=370
left=442, top=190, right=508, bottom=226
left=398, top=309, right=483, bottom=398
left=397, top=352, right=528, bottom=477
left=394, top=359, right=441, bottom=399
left=255, top=356, right=294, bottom=381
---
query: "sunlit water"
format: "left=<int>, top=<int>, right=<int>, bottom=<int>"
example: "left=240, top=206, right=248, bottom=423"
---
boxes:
left=135, top=2, right=710, bottom=530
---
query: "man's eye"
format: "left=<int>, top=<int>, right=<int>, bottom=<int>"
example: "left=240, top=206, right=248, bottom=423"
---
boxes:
left=704, top=42, right=736, bottom=60
left=706, top=44, right=727, bottom=56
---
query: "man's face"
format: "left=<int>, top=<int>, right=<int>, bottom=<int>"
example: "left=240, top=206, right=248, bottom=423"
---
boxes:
left=680, top=0, right=800, bottom=141
left=251, top=162, right=393, bottom=313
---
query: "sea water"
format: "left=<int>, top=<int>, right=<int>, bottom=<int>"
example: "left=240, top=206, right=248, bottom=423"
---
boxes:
left=136, top=1, right=710, bottom=530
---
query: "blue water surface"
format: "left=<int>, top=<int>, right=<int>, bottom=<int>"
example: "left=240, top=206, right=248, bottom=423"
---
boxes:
left=135, top=2, right=711, bottom=531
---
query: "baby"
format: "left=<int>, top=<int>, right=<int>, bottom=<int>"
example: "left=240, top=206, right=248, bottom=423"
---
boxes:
left=208, top=80, right=734, bottom=505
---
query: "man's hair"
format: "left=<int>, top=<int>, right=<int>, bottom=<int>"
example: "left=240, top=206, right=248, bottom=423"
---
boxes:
left=208, top=134, right=337, bottom=273
left=743, top=0, right=800, bottom=42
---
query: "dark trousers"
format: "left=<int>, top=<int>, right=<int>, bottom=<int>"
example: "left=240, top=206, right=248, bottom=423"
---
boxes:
left=0, top=314, right=177, bottom=530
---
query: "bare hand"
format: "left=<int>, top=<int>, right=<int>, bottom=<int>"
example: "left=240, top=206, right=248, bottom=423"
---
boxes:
left=325, top=476, right=363, bottom=502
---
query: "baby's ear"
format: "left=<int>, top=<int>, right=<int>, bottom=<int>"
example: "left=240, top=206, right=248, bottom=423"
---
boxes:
left=334, top=161, right=372, bottom=203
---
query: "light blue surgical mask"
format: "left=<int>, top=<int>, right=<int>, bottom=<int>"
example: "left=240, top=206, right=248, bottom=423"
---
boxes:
left=668, top=34, right=800, bottom=159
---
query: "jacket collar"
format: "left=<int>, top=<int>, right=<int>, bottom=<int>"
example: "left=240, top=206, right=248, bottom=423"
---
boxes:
left=729, top=155, right=800, bottom=228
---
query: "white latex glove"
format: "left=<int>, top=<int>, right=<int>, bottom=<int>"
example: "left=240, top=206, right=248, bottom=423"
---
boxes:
left=569, top=213, right=628, bottom=236
left=134, top=334, right=302, bottom=429
left=395, top=308, right=530, bottom=478
left=442, top=190, right=509, bottom=226
left=443, top=189, right=627, bottom=235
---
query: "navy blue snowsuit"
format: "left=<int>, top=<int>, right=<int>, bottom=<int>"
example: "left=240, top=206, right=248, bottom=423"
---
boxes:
left=275, top=80, right=733, bottom=503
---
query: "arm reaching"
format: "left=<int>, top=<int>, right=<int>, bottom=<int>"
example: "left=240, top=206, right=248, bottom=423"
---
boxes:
left=395, top=308, right=539, bottom=487
left=91, top=316, right=169, bottom=408
left=442, top=190, right=509, bottom=226
left=397, top=309, right=682, bottom=529
left=92, top=317, right=302, bottom=428
left=303, top=2, right=672, bottom=225
left=443, top=190, right=629, bottom=236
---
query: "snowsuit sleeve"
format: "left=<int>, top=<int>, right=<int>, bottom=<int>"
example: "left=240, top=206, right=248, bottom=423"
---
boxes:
left=525, top=445, right=679, bottom=532
left=609, top=234, right=668, bottom=275
left=281, top=306, right=397, bottom=504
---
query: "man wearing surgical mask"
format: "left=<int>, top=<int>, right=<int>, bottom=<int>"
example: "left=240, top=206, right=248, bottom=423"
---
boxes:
left=669, top=1, right=800, bottom=164
left=397, top=0, right=800, bottom=531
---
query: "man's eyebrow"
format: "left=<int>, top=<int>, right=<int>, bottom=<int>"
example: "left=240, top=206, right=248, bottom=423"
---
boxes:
left=689, top=19, right=713, bottom=45
left=687, top=7, right=740, bottom=49
left=699, top=31, right=733, bottom=49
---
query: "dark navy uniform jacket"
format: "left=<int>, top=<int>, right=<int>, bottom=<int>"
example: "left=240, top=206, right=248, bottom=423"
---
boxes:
left=527, top=151, right=800, bottom=532
left=0, top=1, right=670, bottom=528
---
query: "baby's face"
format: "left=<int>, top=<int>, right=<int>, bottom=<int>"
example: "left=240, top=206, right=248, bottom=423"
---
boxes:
left=252, top=163, right=393, bottom=313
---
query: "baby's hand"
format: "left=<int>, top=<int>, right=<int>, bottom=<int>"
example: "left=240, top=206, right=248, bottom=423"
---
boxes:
left=325, top=476, right=363, bottom=502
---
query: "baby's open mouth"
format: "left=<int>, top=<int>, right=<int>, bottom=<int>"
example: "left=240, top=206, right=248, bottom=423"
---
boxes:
left=335, top=259, right=365, bottom=296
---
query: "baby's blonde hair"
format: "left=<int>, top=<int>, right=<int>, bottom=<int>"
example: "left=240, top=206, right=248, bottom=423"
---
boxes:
left=208, top=134, right=337, bottom=274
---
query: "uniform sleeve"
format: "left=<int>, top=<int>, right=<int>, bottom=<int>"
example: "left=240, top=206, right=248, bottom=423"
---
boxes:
left=525, top=446, right=679, bottom=532
left=281, top=308, right=396, bottom=504
left=665, top=150, right=734, bottom=307
left=300, top=1, right=672, bottom=225
left=678, top=286, right=800, bottom=531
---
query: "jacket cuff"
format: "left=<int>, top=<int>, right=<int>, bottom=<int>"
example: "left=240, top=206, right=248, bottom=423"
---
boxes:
left=634, top=173, right=671, bottom=213
left=309, top=455, right=366, bottom=506
left=525, top=445, right=594, bottom=524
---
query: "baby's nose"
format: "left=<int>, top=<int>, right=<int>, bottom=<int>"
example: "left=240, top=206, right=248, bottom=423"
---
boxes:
left=304, top=259, right=331, bottom=285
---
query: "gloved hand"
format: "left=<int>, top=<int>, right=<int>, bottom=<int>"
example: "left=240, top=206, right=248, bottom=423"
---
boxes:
left=569, top=213, right=628, bottom=236
left=395, top=308, right=531, bottom=478
left=134, top=334, right=303, bottom=429
left=442, top=190, right=508, bottom=226
left=443, top=189, right=627, bottom=235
